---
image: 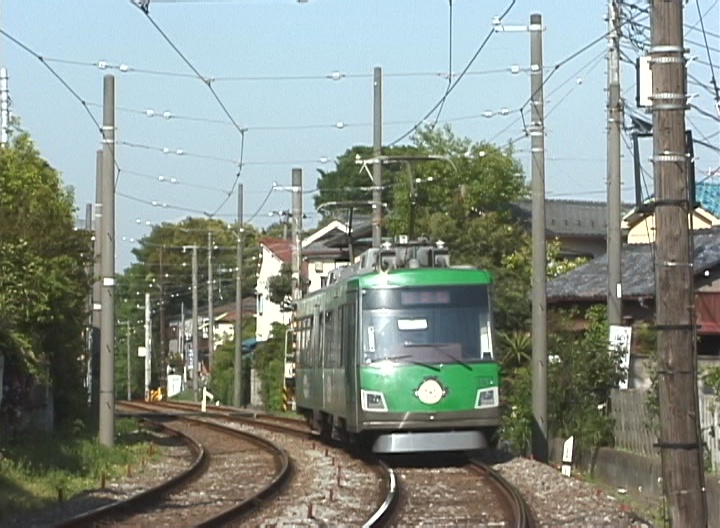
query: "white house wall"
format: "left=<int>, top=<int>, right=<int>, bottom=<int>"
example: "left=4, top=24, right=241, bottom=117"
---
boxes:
left=306, top=259, right=344, bottom=293
left=256, top=245, right=290, bottom=341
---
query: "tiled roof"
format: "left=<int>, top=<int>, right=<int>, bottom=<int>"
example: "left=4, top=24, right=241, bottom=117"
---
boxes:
left=261, top=236, right=292, bottom=263
left=511, top=200, right=633, bottom=238
left=547, top=227, right=720, bottom=301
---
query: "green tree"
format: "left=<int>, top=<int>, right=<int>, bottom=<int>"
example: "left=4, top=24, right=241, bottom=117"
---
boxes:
left=0, top=130, right=91, bottom=426
left=500, top=306, right=625, bottom=454
left=267, top=263, right=292, bottom=305
left=208, top=316, right=255, bottom=406
left=382, top=125, right=530, bottom=332
left=115, top=217, right=262, bottom=390
left=314, top=145, right=419, bottom=220
left=253, top=323, right=288, bottom=411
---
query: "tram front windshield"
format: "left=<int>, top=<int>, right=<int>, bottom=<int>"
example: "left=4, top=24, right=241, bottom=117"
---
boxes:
left=361, top=286, right=493, bottom=365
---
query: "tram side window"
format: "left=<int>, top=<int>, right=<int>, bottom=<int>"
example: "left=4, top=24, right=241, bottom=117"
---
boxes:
left=298, top=316, right=313, bottom=368
left=342, top=302, right=356, bottom=366
left=324, top=311, right=333, bottom=367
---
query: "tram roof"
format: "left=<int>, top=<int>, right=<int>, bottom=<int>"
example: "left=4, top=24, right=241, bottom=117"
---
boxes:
left=352, top=267, right=493, bottom=289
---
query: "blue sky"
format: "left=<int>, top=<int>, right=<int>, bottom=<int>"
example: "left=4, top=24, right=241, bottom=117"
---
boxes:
left=4, top=0, right=719, bottom=270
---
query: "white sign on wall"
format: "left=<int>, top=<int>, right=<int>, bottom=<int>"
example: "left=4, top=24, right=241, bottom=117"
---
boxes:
left=609, top=325, right=632, bottom=390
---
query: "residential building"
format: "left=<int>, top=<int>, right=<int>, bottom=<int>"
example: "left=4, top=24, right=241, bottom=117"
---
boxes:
left=622, top=181, right=720, bottom=244
left=546, top=227, right=720, bottom=388
left=254, top=220, right=348, bottom=341
left=167, top=298, right=256, bottom=371
left=511, top=199, right=634, bottom=259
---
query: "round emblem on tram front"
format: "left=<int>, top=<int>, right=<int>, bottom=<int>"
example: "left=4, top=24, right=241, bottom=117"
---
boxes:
left=414, top=377, right=447, bottom=405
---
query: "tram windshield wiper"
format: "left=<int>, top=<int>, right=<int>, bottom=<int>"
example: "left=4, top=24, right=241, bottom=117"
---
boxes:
left=401, top=343, right=472, bottom=371
left=379, top=354, right=441, bottom=372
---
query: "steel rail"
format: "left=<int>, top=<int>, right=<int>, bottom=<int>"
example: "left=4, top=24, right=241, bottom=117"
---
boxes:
left=468, top=456, right=537, bottom=528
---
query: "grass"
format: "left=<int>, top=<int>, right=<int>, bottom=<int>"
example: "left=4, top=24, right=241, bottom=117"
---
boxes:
left=0, top=418, right=156, bottom=521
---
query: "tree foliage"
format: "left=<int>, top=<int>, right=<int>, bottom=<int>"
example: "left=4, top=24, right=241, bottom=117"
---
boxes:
left=267, top=263, right=292, bottom=305
left=253, top=323, right=288, bottom=411
left=115, top=217, right=262, bottom=388
left=0, top=130, right=92, bottom=425
left=500, top=305, right=626, bottom=454
left=314, top=144, right=419, bottom=221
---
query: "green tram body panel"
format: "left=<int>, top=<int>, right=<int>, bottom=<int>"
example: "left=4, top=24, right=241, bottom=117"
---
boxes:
left=293, top=265, right=500, bottom=443
left=359, top=362, right=499, bottom=413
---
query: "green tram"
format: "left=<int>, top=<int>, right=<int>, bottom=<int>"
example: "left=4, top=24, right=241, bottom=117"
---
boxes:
left=292, top=239, right=501, bottom=453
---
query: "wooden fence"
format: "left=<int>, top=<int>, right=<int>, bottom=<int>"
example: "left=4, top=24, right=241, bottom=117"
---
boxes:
left=610, top=389, right=720, bottom=472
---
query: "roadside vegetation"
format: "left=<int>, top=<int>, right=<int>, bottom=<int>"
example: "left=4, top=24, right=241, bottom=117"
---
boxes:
left=0, top=418, right=155, bottom=520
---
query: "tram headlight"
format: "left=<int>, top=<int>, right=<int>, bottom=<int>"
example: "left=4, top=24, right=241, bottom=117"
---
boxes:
left=361, top=390, right=388, bottom=412
left=475, top=387, right=499, bottom=408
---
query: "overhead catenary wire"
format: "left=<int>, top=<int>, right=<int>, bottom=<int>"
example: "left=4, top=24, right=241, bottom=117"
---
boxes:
left=130, top=0, right=248, bottom=215
left=388, top=0, right=518, bottom=146
left=694, top=0, right=720, bottom=109
left=41, top=54, right=539, bottom=83
left=489, top=47, right=608, bottom=144
left=431, top=0, right=455, bottom=127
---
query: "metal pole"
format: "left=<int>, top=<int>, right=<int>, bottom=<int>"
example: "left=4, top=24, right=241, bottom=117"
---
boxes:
left=126, top=320, right=131, bottom=401
left=180, top=301, right=186, bottom=384
left=234, top=184, right=244, bottom=407
left=207, top=232, right=214, bottom=378
left=0, top=68, right=8, bottom=146
left=529, top=13, right=547, bottom=463
left=92, top=149, right=102, bottom=415
left=372, top=66, right=383, bottom=248
left=158, top=246, right=167, bottom=391
left=98, top=74, right=115, bottom=447
left=84, top=203, right=93, bottom=397
left=292, top=168, right=303, bottom=301
left=651, top=0, right=707, bottom=524
left=192, top=245, right=199, bottom=400
left=607, top=0, right=623, bottom=326
left=144, top=292, right=151, bottom=400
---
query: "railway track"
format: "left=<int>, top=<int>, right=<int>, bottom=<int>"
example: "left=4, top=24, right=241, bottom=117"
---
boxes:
left=55, top=403, right=399, bottom=527
left=146, top=400, right=400, bottom=526
left=79, top=400, right=531, bottom=526
left=57, top=401, right=292, bottom=527
left=386, top=453, right=536, bottom=527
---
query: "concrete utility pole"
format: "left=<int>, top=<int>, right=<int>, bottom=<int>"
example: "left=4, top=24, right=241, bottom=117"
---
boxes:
left=529, top=13, right=548, bottom=464
left=372, top=66, right=383, bottom=248
left=1, top=68, right=9, bottom=146
left=92, top=150, right=103, bottom=415
left=234, top=183, right=244, bottom=407
left=651, top=1, right=707, bottom=524
left=291, top=168, right=303, bottom=301
left=180, top=301, right=186, bottom=383
left=99, top=74, right=115, bottom=447
left=207, top=232, right=215, bottom=377
left=607, top=0, right=623, bottom=326
left=191, top=245, right=199, bottom=400
left=126, top=320, right=131, bottom=401
left=158, top=246, right=167, bottom=391
left=84, top=203, right=93, bottom=396
left=144, top=292, right=152, bottom=400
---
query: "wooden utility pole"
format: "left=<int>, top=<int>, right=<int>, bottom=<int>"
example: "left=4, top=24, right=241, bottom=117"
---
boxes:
left=651, top=0, right=707, bottom=525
